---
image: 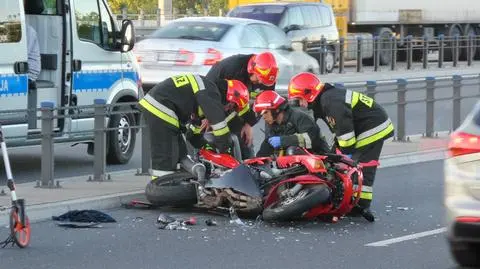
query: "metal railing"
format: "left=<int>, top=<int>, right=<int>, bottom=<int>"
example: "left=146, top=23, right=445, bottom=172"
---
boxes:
left=4, top=73, right=479, bottom=187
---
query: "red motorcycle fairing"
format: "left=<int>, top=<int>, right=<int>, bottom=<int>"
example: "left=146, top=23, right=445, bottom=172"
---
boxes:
left=204, top=164, right=262, bottom=199
left=263, top=174, right=330, bottom=208
left=199, top=148, right=240, bottom=169
left=276, top=155, right=327, bottom=174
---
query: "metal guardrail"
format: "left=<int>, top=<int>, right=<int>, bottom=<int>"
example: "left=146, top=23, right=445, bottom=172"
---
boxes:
left=8, top=73, right=479, bottom=188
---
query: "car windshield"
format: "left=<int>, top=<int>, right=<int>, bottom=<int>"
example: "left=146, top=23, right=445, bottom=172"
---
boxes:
left=150, top=21, right=231, bottom=41
left=228, top=5, right=286, bottom=26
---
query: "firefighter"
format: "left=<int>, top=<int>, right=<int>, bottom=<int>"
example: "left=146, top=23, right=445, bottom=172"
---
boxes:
left=287, top=72, right=395, bottom=217
left=253, top=90, right=330, bottom=157
left=206, top=52, right=279, bottom=159
left=138, top=74, right=245, bottom=178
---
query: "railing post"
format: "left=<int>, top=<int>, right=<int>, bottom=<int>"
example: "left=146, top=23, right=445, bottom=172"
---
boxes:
left=374, top=36, right=380, bottom=72
left=356, top=36, right=363, bottom=73
left=453, top=35, right=459, bottom=67
left=396, top=79, right=407, bottom=142
left=407, top=35, right=413, bottom=70
left=339, top=37, right=345, bottom=74
left=452, top=75, right=462, bottom=131
left=438, top=34, right=444, bottom=68
left=467, top=34, right=473, bottom=66
left=89, top=99, right=108, bottom=182
left=136, top=114, right=151, bottom=175
left=319, top=37, right=327, bottom=74
left=156, top=8, right=161, bottom=27
left=366, top=80, right=377, bottom=99
left=38, top=101, right=57, bottom=188
left=422, top=35, right=429, bottom=69
left=391, top=35, right=397, bottom=71
left=425, top=77, right=435, bottom=137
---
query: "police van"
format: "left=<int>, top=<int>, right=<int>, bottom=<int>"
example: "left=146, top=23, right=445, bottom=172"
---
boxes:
left=0, top=0, right=141, bottom=164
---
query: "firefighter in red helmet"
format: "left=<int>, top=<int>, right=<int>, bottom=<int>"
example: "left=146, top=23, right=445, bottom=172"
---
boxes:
left=253, top=90, right=330, bottom=157
left=287, top=72, right=395, bottom=218
left=206, top=52, right=279, bottom=159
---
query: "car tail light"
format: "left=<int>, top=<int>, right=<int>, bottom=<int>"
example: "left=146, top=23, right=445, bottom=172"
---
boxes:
left=176, top=49, right=195, bottom=66
left=448, top=132, right=480, bottom=157
left=203, top=48, right=222, bottom=65
left=456, top=216, right=480, bottom=223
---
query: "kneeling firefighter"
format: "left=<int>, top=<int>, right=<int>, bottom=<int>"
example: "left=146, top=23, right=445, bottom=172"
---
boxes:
left=287, top=72, right=395, bottom=217
left=253, top=90, right=330, bottom=157
left=138, top=74, right=245, bottom=180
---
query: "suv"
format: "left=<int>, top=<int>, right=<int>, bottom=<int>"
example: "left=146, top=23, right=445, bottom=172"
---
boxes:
left=227, top=2, right=339, bottom=73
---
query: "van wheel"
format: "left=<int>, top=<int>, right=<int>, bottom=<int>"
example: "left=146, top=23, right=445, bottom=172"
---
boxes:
left=106, top=105, right=136, bottom=164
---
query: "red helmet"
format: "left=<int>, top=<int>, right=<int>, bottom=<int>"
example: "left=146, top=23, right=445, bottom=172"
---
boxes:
left=226, top=80, right=249, bottom=113
left=253, top=90, right=286, bottom=114
left=247, top=52, right=278, bottom=87
left=288, top=72, right=325, bottom=103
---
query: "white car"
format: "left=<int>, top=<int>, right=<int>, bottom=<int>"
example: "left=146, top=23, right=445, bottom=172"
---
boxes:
left=444, top=100, right=480, bottom=267
left=133, top=16, right=320, bottom=93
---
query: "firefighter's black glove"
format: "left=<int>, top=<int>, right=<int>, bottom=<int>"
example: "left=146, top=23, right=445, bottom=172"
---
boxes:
left=214, top=134, right=233, bottom=154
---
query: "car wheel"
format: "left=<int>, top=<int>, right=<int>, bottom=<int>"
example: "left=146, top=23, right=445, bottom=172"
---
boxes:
left=450, top=241, right=480, bottom=267
left=106, top=105, right=137, bottom=164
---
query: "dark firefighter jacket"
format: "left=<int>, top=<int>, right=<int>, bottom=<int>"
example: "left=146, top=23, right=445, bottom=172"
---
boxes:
left=138, top=74, right=231, bottom=151
left=311, top=83, right=394, bottom=154
left=256, top=106, right=330, bottom=157
left=205, top=54, right=275, bottom=129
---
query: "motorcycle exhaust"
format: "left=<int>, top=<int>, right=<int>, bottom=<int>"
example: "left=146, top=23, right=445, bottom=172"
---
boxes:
left=180, top=155, right=206, bottom=184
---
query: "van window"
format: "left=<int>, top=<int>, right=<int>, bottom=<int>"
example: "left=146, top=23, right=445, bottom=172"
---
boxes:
left=0, top=0, right=22, bottom=43
left=287, top=7, right=304, bottom=27
left=319, top=6, right=332, bottom=26
left=74, top=0, right=116, bottom=50
left=229, top=5, right=286, bottom=26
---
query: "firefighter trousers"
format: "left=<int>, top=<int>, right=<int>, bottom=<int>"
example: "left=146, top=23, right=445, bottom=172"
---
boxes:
left=352, top=140, right=384, bottom=210
left=141, top=110, right=187, bottom=173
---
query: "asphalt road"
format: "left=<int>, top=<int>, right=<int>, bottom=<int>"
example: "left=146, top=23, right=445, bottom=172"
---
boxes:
left=0, top=160, right=465, bottom=269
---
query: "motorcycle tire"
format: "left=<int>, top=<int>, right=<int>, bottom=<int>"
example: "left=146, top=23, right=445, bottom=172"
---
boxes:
left=145, top=172, right=198, bottom=207
left=262, top=185, right=331, bottom=222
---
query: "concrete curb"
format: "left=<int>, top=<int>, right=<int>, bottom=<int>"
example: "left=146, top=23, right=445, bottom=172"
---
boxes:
left=1, top=149, right=447, bottom=226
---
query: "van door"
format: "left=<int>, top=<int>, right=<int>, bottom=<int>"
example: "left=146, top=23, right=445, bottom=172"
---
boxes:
left=0, top=0, right=29, bottom=140
left=68, top=0, right=123, bottom=133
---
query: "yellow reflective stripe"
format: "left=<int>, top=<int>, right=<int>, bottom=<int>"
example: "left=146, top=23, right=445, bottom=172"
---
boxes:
left=338, top=137, right=356, bottom=147
left=213, top=126, right=230, bottom=136
left=226, top=112, right=237, bottom=123
left=355, top=122, right=394, bottom=148
left=250, top=92, right=259, bottom=98
left=187, top=74, right=200, bottom=93
left=238, top=104, right=250, bottom=116
left=189, top=124, right=203, bottom=134
left=198, top=106, right=204, bottom=117
left=139, top=99, right=179, bottom=128
left=354, top=191, right=373, bottom=200
left=351, top=91, right=359, bottom=108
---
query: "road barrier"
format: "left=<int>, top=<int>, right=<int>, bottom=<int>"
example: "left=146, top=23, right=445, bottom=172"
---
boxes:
left=5, top=74, right=479, bottom=187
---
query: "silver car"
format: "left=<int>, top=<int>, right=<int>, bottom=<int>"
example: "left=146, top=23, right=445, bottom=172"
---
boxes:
left=133, top=16, right=320, bottom=93
left=444, top=100, right=480, bottom=267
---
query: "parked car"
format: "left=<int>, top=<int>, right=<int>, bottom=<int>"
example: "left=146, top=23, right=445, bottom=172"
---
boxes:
left=444, top=100, right=480, bottom=267
left=227, top=2, right=339, bottom=73
left=133, top=16, right=320, bottom=93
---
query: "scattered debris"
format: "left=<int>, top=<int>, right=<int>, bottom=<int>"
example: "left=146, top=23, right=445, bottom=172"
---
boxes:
left=397, top=207, right=409, bottom=211
left=205, top=219, right=217, bottom=226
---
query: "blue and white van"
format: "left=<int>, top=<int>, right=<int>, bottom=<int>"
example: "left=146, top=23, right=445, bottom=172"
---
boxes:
left=0, top=0, right=141, bottom=164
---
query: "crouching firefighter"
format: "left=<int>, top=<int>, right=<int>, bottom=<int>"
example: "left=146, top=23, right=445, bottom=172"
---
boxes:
left=138, top=74, right=232, bottom=180
left=253, top=90, right=330, bottom=157
left=185, top=79, right=251, bottom=160
left=287, top=72, right=395, bottom=218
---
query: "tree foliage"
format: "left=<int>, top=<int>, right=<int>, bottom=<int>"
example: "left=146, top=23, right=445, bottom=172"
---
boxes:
left=107, top=0, right=228, bottom=15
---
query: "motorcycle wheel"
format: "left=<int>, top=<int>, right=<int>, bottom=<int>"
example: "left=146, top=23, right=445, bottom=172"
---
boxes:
left=145, top=172, right=198, bottom=207
left=262, top=185, right=331, bottom=222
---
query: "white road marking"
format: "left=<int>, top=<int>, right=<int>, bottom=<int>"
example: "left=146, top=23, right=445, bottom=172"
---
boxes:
left=365, top=227, right=447, bottom=247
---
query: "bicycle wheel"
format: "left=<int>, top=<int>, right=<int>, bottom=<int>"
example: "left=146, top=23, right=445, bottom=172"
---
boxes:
left=9, top=208, right=31, bottom=248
